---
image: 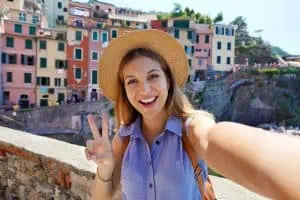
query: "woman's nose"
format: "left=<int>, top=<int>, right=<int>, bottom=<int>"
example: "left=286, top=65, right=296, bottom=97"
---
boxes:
left=140, top=81, right=151, bottom=93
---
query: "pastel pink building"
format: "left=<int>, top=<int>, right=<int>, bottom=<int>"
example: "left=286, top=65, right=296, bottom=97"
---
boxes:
left=88, top=20, right=109, bottom=101
left=1, top=20, right=37, bottom=107
left=192, top=24, right=213, bottom=81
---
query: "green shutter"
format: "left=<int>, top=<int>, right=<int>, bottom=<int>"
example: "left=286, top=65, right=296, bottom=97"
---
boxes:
left=14, top=24, right=22, bottom=33
left=24, top=73, right=32, bottom=83
left=75, top=49, right=82, bottom=59
left=58, top=42, right=65, bottom=51
left=64, top=79, right=68, bottom=87
left=40, top=58, right=47, bottom=68
left=102, top=32, right=108, bottom=43
left=92, top=52, right=98, bottom=60
left=93, top=31, right=98, bottom=40
left=2, top=53, right=7, bottom=64
left=188, top=31, right=193, bottom=40
left=75, top=31, right=82, bottom=41
left=7, top=72, right=12, bottom=82
left=25, top=40, right=33, bottom=49
left=75, top=68, right=81, bottom=79
left=112, top=30, right=117, bottom=38
left=6, top=37, right=14, bottom=48
left=40, top=40, right=47, bottom=49
left=29, top=26, right=36, bottom=35
left=64, top=61, right=68, bottom=69
left=174, top=20, right=189, bottom=29
left=174, top=29, right=179, bottom=39
left=92, top=70, right=97, bottom=84
left=36, top=77, right=41, bottom=85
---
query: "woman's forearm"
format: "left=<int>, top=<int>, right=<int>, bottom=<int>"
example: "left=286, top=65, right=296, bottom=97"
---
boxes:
left=190, top=121, right=300, bottom=199
left=90, top=167, right=113, bottom=200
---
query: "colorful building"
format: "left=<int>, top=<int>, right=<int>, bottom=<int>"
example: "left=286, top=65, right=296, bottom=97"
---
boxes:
left=191, top=23, right=213, bottom=81
left=211, top=24, right=236, bottom=72
left=88, top=19, right=109, bottom=101
left=150, top=19, right=168, bottom=32
left=45, top=0, right=69, bottom=28
left=36, top=28, right=67, bottom=106
left=168, top=18, right=196, bottom=82
left=66, top=2, right=92, bottom=101
left=0, top=0, right=42, bottom=108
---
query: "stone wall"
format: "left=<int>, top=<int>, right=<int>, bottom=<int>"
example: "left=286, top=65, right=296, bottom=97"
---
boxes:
left=0, top=126, right=97, bottom=200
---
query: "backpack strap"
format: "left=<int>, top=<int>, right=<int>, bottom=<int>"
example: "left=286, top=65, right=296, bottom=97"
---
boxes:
left=182, top=123, right=216, bottom=200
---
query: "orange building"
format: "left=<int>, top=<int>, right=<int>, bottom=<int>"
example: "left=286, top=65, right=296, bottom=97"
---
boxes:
left=66, top=2, right=92, bottom=101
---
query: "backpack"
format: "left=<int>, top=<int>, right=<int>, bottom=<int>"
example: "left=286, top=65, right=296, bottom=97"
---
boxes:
left=120, top=126, right=216, bottom=200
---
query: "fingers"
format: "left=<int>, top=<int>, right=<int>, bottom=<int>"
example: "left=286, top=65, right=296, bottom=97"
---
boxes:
left=101, top=111, right=110, bottom=143
left=87, top=114, right=101, bottom=140
left=85, top=148, right=92, bottom=160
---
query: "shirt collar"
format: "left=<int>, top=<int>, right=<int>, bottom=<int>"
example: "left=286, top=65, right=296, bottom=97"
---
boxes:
left=119, top=115, right=183, bottom=138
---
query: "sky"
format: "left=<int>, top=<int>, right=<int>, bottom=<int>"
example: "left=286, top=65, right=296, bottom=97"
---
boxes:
left=78, top=0, right=300, bottom=55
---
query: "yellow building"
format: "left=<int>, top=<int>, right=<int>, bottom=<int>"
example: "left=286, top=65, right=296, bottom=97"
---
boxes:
left=211, top=24, right=237, bottom=71
left=168, top=19, right=196, bottom=82
left=36, top=29, right=68, bottom=107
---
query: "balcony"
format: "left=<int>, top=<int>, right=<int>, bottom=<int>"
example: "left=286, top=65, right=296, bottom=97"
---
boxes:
left=56, top=19, right=67, bottom=26
left=93, top=11, right=109, bottom=20
left=70, top=8, right=90, bottom=17
left=24, top=0, right=41, bottom=10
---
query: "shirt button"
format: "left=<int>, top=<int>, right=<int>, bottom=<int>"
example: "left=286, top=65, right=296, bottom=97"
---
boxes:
left=155, top=140, right=160, bottom=145
left=149, top=183, right=153, bottom=188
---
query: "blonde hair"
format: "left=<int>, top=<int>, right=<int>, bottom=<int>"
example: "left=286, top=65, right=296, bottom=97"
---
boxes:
left=114, top=48, right=213, bottom=129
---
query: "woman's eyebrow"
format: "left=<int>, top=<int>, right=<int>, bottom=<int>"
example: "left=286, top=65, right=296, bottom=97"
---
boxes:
left=147, top=69, right=160, bottom=74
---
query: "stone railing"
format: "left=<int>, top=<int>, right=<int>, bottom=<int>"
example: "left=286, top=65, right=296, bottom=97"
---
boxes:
left=0, top=126, right=97, bottom=200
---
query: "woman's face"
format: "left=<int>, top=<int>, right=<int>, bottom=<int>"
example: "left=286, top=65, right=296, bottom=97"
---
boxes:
left=122, top=56, right=169, bottom=118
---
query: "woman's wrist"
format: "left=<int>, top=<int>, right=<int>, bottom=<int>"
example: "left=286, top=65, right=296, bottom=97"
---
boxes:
left=97, top=166, right=113, bottom=182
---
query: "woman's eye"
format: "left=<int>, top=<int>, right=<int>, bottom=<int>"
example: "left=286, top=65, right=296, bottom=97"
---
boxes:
left=127, top=79, right=137, bottom=85
left=149, top=74, right=159, bottom=80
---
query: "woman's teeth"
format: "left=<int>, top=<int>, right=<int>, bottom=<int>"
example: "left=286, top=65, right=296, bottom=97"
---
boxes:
left=140, top=97, right=156, bottom=104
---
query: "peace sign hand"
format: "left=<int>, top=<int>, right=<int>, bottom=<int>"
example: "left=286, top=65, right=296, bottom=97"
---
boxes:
left=85, top=112, right=115, bottom=181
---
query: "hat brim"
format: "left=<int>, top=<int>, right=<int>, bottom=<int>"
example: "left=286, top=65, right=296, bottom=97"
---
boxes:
left=98, top=29, right=188, bottom=101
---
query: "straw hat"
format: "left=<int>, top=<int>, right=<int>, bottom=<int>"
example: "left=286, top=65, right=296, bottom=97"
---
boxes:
left=98, top=29, right=189, bottom=101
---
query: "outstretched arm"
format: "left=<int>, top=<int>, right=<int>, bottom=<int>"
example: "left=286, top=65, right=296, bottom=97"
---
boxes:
left=187, top=116, right=300, bottom=199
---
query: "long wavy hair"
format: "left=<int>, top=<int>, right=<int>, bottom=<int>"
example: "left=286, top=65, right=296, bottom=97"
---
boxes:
left=114, top=48, right=213, bottom=129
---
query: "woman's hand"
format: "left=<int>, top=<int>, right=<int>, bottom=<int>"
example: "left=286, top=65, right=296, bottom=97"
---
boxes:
left=85, top=112, right=115, bottom=181
left=185, top=111, right=216, bottom=159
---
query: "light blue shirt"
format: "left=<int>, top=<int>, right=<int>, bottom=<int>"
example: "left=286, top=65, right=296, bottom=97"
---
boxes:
left=119, top=116, right=208, bottom=200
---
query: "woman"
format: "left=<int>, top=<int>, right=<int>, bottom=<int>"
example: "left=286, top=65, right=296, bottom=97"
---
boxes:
left=85, top=30, right=300, bottom=200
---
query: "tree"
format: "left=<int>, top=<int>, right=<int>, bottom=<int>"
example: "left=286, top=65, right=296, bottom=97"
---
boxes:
left=171, top=3, right=184, bottom=18
left=213, top=12, right=223, bottom=23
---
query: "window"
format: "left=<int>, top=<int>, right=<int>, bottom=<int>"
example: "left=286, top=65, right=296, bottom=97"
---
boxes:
left=40, top=40, right=47, bottom=49
left=188, top=31, right=193, bottom=40
left=25, top=40, right=33, bottom=49
left=97, top=23, right=103, bottom=29
left=64, top=79, right=68, bottom=87
left=4, top=54, right=17, bottom=64
left=24, top=73, right=32, bottom=83
left=92, top=51, right=99, bottom=61
left=19, top=12, right=26, bottom=22
left=111, top=29, right=117, bottom=38
left=7, top=72, right=12, bottom=83
left=74, top=48, right=82, bottom=60
left=40, top=57, right=47, bottom=68
left=55, top=78, right=61, bottom=87
left=21, top=55, right=34, bottom=65
left=75, top=31, right=82, bottom=41
left=75, top=68, right=82, bottom=79
left=188, top=59, right=192, bottom=67
left=174, top=29, right=179, bottom=39
left=196, top=35, right=200, bottom=43
left=162, top=21, right=167, bottom=28
left=227, top=42, right=232, bottom=50
left=92, top=31, right=98, bottom=41
left=222, top=27, right=225, bottom=35
left=217, top=56, right=221, bottom=64
left=227, top=57, right=231, bottom=65
left=102, top=32, right=108, bottom=43
left=198, top=59, right=203, bottom=65
left=14, top=24, right=22, bottom=33
left=57, top=2, right=62, bottom=9
left=55, top=60, right=68, bottom=69
left=57, top=15, right=64, bottom=21
left=37, top=77, right=50, bottom=86
left=191, top=46, right=195, bottom=55
left=226, top=28, right=229, bottom=36
left=215, top=27, right=219, bottom=34
left=126, top=21, right=131, bottom=27
left=92, top=70, right=97, bottom=84
left=29, top=26, right=36, bottom=35
left=184, top=45, right=188, bottom=53
left=232, top=29, right=235, bottom=36
left=58, top=42, right=65, bottom=51
left=64, top=8, right=68, bottom=12
left=205, top=35, right=209, bottom=43
left=32, top=15, right=39, bottom=24
left=217, top=41, right=222, bottom=50
left=6, top=37, right=14, bottom=48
